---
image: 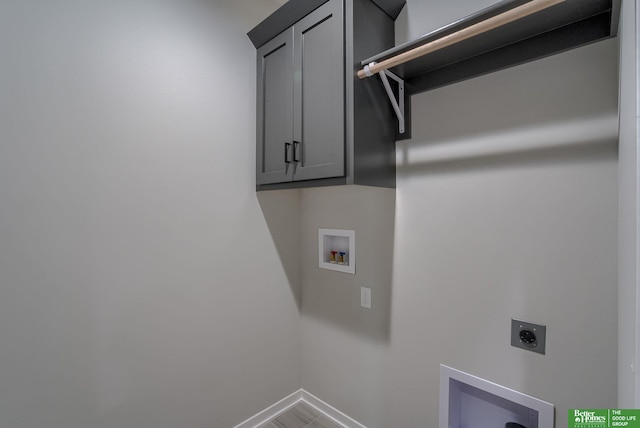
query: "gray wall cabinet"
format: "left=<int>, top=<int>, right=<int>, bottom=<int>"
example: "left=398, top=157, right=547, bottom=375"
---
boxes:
left=256, top=29, right=294, bottom=185
left=250, top=0, right=403, bottom=190
left=256, top=1, right=344, bottom=186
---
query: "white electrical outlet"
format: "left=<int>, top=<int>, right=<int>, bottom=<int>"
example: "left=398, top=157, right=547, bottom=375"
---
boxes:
left=360, top=287, right=371, bottom=309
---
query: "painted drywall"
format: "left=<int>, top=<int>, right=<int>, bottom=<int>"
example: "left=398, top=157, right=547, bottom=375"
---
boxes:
left=299, top=2, right=619, bottom=428
left=386, top=39, right=618, bottom=428
left=0, top=1, right=301, bottom=427
left=300, top=185, right=396, bottom=425
left=618, top=0, right=640, bottom=407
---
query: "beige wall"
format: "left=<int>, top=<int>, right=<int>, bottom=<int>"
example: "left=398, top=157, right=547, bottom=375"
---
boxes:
left=299, top=186, right=395, bottom=424
left=386, top=42, right=618, bottom=428
left=299, top=2, right=619, bottom=428
left=618, top=0, right=639, bottom=408
left=0, top=1, right=301, bottom=427
left=0, top=1, right=623, bottom=427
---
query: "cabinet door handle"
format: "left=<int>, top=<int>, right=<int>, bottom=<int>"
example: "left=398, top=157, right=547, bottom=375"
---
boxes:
left=293, top=141, right=300, bottom=163
left=284, top=142, right=291, bottom=164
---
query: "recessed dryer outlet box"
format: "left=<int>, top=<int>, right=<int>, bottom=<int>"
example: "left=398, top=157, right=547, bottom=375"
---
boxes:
left=511, top=319, right=546, bottom=355
left=439, top=365, right=554, bottom=428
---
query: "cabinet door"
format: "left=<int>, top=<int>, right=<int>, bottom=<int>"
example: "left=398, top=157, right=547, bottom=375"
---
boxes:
left=256, top=28, right=294, bottom=185
left=291, top=0, right=344, bottom=182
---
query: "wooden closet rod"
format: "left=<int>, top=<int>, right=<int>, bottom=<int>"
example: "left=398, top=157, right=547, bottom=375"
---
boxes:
left=357, top=0, right=565, bottom=79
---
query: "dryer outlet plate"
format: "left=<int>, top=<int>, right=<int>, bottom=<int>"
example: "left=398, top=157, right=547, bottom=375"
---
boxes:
left=511, top=319, right=546, bottom=355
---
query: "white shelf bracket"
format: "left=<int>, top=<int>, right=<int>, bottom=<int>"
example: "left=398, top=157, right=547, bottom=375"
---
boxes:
left=367, top=62, right=405, bottom=134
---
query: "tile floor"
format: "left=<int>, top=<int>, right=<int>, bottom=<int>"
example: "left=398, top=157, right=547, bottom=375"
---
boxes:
left=257, top=402, right=343, bottom=428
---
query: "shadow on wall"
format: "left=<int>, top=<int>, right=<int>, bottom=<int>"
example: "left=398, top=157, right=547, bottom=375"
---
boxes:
left=299, top=185, right=397, bottom=344
left=397, top=123, right=618, bottom=178
left=257, top=189, right=303, bottom=309
left=257, top=184, right=397, bottom=343
left=396, top=39, right=619, bottom=176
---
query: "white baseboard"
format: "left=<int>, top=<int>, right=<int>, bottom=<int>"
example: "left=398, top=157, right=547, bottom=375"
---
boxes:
left=232, top=389, right=367, bottom=428
left=301, top=389, right=368, bottom=428
left=232, top=389, right=303, bottom=428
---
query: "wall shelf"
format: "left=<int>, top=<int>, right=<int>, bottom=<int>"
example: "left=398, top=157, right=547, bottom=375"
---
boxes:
left=359, top=0, right=620, bottom=140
